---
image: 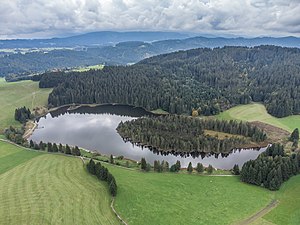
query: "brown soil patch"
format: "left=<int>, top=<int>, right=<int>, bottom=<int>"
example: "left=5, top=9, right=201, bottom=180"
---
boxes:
left=250, top=121, right=290, bottom=143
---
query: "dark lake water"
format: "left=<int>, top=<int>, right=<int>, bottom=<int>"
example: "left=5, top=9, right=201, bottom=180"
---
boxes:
left=29, top=104, right=266, bottom=169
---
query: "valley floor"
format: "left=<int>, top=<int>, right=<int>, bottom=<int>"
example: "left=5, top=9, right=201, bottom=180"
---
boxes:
left=0, top=80, right=299, bottom=224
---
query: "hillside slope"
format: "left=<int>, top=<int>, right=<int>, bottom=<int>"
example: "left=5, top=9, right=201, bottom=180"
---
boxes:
left=0, top=141, right=118, bottom=225
left=39, top=46, right=300, bottom=118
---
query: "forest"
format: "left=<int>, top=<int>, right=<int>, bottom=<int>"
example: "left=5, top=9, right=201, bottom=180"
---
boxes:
left=116, top=115, right=266, bottom=155
left=241, top=144, right=300, bottom=190
left=36, top=45, right=300, bottom=117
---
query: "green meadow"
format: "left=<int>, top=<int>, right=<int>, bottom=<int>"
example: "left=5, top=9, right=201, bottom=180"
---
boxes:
left=106, top=164, right=273, bottom=225
left=263, top=175, right=300, bottom=225
left=72, top=64, right=104, bottom=72
left=0, top=78, right=51, bottom=132
left=215, top=103, right=300, bottom=132
left=0, top=141, right=118, bottom=225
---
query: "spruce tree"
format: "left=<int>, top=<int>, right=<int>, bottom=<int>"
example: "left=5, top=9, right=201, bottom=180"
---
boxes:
left=290, top=128, right=299, bottom=142
left=52, top=143, right=58, bottom=152
left=141, top=158, right=147, bottom=171
left=39, top=141, right=45, bottom=150
left=58, top=143, right=63, bottom=152
left=109, top=178, right=117, bottom=197
left=95, top=163, right=102, bottom=179
left=110, top=155, right=114, bottom=164
left=65, top=144, right=71, bottom=154
left=47, top=142, right=53, bottom=152
left=72, top=146, right=81, bottom=156
left=187, top=162, right=193, bottom=173
left=196, top=163, right=204, bottom=173
left=175, top=160, right=181, bottom=172
left=87, top=159, right=96, bottom=175
left=170, top=164, right=177, bottom=172
left=163, top=161, right=169, bottom=172
left=29, top=140, right=34, bottom=148
left=207, top=164, right=214, bottom=174
left=232, top=164, right=240, bottom=175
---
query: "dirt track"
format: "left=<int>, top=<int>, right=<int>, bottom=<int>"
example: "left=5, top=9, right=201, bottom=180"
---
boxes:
left=236, top=199, right=278, bottom=225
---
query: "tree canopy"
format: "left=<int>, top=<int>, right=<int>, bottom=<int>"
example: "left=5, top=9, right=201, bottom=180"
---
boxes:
left=117, top=115, right=266, bottom=155
left=37, top=45, right=300, bottom=118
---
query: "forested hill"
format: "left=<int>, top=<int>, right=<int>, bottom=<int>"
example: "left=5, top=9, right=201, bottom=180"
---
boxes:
left=2, top=35, right=300, bottom=78
left=39, top=45, right=300, bottom=118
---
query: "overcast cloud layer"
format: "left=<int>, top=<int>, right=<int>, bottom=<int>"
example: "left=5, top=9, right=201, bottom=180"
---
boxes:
left=1, top=0, right=300, bottom=39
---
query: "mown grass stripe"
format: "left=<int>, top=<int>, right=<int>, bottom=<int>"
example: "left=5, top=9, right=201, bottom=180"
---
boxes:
left=0, top=148, right=41, bottom=175
left=0, top=153, right=118, bottom=225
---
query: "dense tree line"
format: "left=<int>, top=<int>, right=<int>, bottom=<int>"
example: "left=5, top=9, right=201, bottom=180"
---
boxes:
left=117, top=115, right=266, bottom=154
left=140, top=158, right=214, bottom=174
left=14, top=107, right=32, bottom=123
left=4, top=126, right=81, bottom=156
left=38, top=46, right=300, bottom=117
left=28, top=140, right=81, bottom=155
left=86, top=159, right=117, bottom=196
left=241, top=144, right=300, bottom=190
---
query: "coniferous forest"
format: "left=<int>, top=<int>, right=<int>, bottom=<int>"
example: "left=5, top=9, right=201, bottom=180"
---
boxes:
left=116, top=115, right=267, bottom=155
left=36, top=45, right=300, bottom=117
left=241, top=144, right=300, bottom=190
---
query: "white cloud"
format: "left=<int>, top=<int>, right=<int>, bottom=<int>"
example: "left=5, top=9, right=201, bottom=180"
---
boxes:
left=0, top=0, right=299, bottom=39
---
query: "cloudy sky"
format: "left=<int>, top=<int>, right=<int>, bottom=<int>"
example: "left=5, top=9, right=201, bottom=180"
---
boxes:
left=1, top=0, right=299, bottom=39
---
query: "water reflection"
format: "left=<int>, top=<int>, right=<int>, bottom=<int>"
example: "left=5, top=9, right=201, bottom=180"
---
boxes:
left=30, top=105, right=265, bottom=169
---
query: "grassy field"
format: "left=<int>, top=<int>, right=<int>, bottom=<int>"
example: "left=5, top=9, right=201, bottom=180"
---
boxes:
left=215, top=103, right=300, bottom=133
left=0, top=141, right=41, bottom=174
left=263, top=175, right=300, bottom=225
left=103, top=164, right=273, bottom=225
left=151, top=108, right=170, bottom=115
left=0, top=141, right=118, bottom=225
left=72, top=64, right=104, bottom=72
left=0, top=78, right=52, bottom=132
left=1, top=138, right=299, bottom=225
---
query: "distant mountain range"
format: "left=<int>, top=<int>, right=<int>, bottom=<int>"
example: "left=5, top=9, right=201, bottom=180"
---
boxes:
left=1, top=31, right=300, bottom=49
left=1, top=31, right=300, bottom=78
left=0, top=31, right=192, bottom=49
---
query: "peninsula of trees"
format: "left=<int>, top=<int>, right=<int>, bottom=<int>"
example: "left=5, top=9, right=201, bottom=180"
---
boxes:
left=36, top=45, right=300, bottom=118
left=116, top=115, right=267, bottom=155
left=241, top=144, right=300, bottom=190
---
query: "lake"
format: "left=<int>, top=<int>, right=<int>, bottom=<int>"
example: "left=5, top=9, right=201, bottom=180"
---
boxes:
left=29, top=104, right=266, bottom=169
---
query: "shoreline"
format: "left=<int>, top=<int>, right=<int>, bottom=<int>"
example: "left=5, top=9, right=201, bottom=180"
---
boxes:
left=47, top=102, right=159, bottom=115
left=24, top=103, right=268, bottom=170
left=119, top=137, right=269, bottom=157
left=23, top=120, right=38, bottom=139
left=25, top=102, right=162, bottom=140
